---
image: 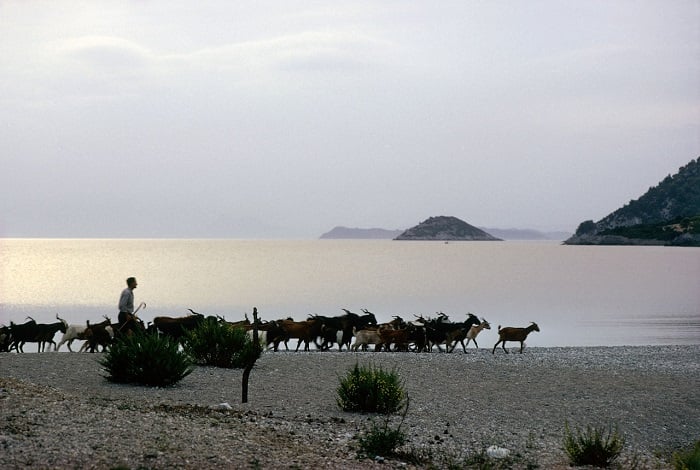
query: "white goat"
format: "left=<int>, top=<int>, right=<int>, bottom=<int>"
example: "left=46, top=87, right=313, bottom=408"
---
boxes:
left=56, top=324, right=88, bottom=352
left=351, top=328, right=383, bottom=352
left=462, top=320, right=491, bottom=350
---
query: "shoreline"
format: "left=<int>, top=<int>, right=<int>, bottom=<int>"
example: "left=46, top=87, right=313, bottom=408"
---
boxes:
left=2, top=345, right=699, bottom=468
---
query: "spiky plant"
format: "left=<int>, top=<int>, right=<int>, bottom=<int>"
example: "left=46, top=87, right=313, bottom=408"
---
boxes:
left=100, top=331, right=193, bottom=387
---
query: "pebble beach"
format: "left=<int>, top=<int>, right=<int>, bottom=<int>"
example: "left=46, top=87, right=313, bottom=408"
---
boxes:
left=1, top=345, right=699, bottom=469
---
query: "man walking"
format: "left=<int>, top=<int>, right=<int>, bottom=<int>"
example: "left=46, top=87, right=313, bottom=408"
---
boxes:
left=118, top=277, right=138, bottom=326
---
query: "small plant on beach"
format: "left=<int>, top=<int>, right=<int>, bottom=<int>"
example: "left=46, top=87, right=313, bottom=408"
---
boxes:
left=358, top=417, right=408, bottom=457
left=183, top=318, right=261, bottom=369
left=357, top=394, right=410, bottom=459
left=99, top=331, right=193, bottom=386
left=563, top=421, right=625, bottom=467
left=336, top=363, right=405, bottom=414
left=673, top=440, right=700, bottom=470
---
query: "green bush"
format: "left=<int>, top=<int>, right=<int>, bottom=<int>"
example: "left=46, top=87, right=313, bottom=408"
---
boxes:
left=99, top=331, right=193, bottom=387
left=563, top=421, right=625, bottom=468
left=183, top=319, right=261, bottom=369
left=337, top=363, right=405, bottom=414
left=673, top=440, right=700, bottom=470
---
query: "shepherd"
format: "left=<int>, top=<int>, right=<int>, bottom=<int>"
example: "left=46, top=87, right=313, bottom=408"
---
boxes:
left=117, top=277, right=145, bottom=334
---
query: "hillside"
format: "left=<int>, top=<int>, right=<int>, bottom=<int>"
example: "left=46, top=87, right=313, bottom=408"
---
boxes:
left=566, top=157, right=700, bottom=246
left=395, top=216, right=501, bottom=241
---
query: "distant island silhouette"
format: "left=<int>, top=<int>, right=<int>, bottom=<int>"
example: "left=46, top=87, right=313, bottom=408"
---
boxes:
left=320, top=223, right=571, bottom=240
left=320, top=226, right=403, bottom=239
left=395, top=216, right=501, bottom=241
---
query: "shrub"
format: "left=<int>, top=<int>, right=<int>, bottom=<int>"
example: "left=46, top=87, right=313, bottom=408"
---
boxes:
left=563, top=421, right=625, bottom=468
left=337, top=363, right=405, bottom=414
left=99, top=331, right=193, bottom=387
left=673, top=440, right=700, bottom=470
left=183, top=319, right=261, bottom=369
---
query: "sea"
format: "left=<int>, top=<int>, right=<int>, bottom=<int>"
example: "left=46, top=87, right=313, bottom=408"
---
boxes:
left=1, top=238, right=698, bottom=348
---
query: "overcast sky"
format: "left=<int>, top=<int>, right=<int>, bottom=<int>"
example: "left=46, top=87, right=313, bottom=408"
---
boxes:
left=1, top=1, right=698, bottom=238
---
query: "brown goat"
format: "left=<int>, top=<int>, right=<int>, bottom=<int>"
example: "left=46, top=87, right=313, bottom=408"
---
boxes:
left=492, top=322, right=540, bottom=354
left=276, top=318, right=322, bottom=351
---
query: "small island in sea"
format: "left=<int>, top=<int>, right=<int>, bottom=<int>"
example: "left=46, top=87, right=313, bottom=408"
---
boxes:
left=395, top=215, right=501, bottom=241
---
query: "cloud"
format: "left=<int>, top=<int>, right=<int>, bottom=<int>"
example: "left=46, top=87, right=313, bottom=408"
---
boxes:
left=161, top=30, right=395, bottom=83
left=56, top=35, right=153, bottom=71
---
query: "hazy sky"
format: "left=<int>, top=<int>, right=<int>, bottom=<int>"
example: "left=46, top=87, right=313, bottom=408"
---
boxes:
left=1, top=1, right=698, bottom=238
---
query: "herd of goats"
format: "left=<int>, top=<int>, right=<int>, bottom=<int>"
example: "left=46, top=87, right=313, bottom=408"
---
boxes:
left=0, top=308, right=541, bottom=355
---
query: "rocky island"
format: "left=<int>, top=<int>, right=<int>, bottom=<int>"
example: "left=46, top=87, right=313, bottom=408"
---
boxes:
left=565, top=157, right=700, bottom=246
left=394, top=216, right=501, bottom=241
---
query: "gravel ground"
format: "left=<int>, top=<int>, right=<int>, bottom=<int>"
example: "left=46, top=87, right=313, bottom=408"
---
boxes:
left=1, top=345, right=699, bottom=469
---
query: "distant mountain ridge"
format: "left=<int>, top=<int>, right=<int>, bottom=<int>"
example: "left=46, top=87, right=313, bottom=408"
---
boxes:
left=566, top=157, right=700, bottom=246
left=320, top=226, right=403, bottom=239
left=320, top=225, right=570, bottom=240
left=395, top=216, right=501, bottom=241
left=480, top=227, right=572, bottom=241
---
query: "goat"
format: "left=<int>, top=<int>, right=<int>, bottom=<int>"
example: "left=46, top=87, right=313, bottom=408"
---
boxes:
left=447, top=317, right=490, bottom=353
left=417, top=313, right=480, bottom=352
left=150, top=310, right=207, bottom=342
left=9, top=315, right=67, bottom=352
left=351, top=327, right=383, bottom=352
left=0, top=325, right=11, bottom=352
left=81, top=318, right=114, bottom=353
left=56, top=324, right=88, bottom=352
left=379, top=323, right=426, bottom=352
left=438, top=313, right=481, bottom=352
left=221, top=313, right=251, bottom=330
left=57, top=316, right=110, bottom=352
left=463, top=320, right=491, bottom=350
left=35, top=316, right=69, bottom=352
left=276, top=318, right=323, bottom=351
left=8, top=317, right=37, bottom=352
left=312, top=309, right=378, bottom=351
left=373, top=315, right=406, bottom=332
left=243, top=320, right=286, bottom=351
left=492, top=322, right=540, bottom=354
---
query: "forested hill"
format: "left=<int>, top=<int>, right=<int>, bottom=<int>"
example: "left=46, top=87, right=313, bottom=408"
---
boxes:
left=566, top=157, right=700, bottom=246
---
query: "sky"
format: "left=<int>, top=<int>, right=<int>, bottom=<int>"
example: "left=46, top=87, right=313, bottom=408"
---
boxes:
left=1, top=1, right=698, bottom=238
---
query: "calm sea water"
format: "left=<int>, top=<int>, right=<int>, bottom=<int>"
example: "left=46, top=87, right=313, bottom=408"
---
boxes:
left=1, top=239, right=698, bottom=348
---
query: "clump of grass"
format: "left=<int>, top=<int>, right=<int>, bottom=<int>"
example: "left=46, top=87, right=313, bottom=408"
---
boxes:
left=99, top=331, right=193, bottom=387
left=336, top=363, right=405, bottom=414
left=358, top=418, right=408, bottom=457
left=183, top=319, right=261, bottom=368
left=673, top=440, right=700, bottom=470
left=563, top=421, right=625, bottom=467
left=357, top=393, right=411, bottom=460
